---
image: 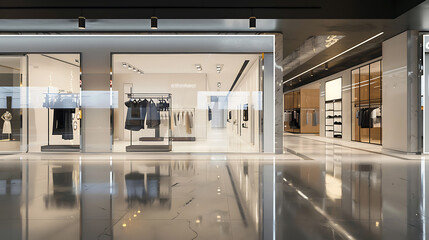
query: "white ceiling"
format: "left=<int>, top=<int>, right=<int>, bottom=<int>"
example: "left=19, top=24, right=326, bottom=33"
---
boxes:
left=42, top=54, right=80, bottom=66
left=0, top=56, right=23, bottom=71
left=113, top=53, right=260, bottom=91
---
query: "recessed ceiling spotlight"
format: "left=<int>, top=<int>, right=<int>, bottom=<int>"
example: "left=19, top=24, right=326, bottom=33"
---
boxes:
left=151, top=16, right=158, bottom=29
left=325, top=62, right=329, bottom=70
left=195, top=64, right=202, bottom=71
left=78, top=16, right=86, bottom=29
left=249, top=16, right=256, bottom=29
left=122, top=62, right=127, bottom=68
left=133, top=68, right=137, bottom=72
left=128, top=65, right=133, bottom=70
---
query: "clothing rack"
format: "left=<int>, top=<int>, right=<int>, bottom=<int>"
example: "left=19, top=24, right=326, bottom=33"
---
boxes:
left=125, top=91, right=172, bottom=152
left=41, top=92, right=80, bottom=152
left=171, top=108, right=196, bottom=141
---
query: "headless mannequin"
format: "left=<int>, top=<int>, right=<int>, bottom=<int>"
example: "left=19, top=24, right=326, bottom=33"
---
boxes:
left=1, top=111, right=12, bottom=140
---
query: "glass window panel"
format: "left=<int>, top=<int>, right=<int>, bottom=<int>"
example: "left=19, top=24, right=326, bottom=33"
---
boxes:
left=370, top=61, right=381, bottom=102
left=359, top=65, right=370, bottom=103
left=0, top=56, right=26, bottom=152
left=369, top=105, right=382, bottom=144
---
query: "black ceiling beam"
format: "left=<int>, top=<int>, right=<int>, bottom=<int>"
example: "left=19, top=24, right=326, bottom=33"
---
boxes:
left=0, top=0, right=423, bottom=19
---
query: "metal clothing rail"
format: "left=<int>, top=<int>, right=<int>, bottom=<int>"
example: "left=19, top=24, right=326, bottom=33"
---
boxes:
left=354, top=103, right=382, bottom=107
left=126, top=92, right=171, bottom=99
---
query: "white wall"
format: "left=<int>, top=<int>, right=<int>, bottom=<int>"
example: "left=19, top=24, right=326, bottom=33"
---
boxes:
left=227, top=60, right=260, bottom=150
left=27, top=54, right=80, bottom=152
left=112, top=73, right=208, bottom=142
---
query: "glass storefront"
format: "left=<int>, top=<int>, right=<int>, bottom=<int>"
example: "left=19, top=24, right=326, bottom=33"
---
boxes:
left=0, top=51, right=270, bottom=153
left=351, top=60, right=382, bottom=144
left=0, top=54, right=81, bottom=153
left=111, top=54, right=262, bottom=153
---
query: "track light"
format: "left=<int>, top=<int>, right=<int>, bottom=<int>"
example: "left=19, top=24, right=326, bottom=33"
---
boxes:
left=78, top=16, right=86, bottom=29
left=310, top=70, right=314, bottom=77
left=216, top=64, right=223, bottom=74
left=325, top=62, right=329, bottom=70
left=122, top=62, right=144, bottom=75
left=299, top=77, right=302, bottom=82
left=249, top=17, right=256, bottom=29
left=151, top=17, right=158, bottom=29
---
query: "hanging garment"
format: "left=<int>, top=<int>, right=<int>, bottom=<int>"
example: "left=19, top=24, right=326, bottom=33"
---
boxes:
left=243, top=104, right=249, bottom=121
left=359, top=108, right=376, bottom=128
left=1, top=111, right=12, bottom=134
left=189, top=112, right=194, bottom=128
left=312, top=110, right=318, bottom=126
left=185, top=111, right=192, bottom=134
left=52, top=108, right=75, bottom=140
left=125, top=99, right=148, bottom=131
left=370, top=107, right=381, bottom=128
left=170, top=112, right=174, bottom=131
left=182, top=112, right=185, bottom=126
left=357, top=108, right=365, bottom=127
left=146, top=101, right=161, bottom=128
left=208, top=106, right=212, bottom=121
left=306, top=111, right=311, bottom=125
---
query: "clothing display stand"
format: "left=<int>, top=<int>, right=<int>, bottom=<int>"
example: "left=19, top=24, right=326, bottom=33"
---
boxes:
left=284, top=89, right=320, bottom=134
left=41, top=92, right=80, bottom=152
left=325, top=99, right=342, bottom=138
left=125, top=92, right=172, bottom=152
left=171, top=108, right=196, bottom=141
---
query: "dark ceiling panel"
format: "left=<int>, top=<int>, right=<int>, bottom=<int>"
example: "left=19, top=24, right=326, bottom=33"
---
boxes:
left=0, top=0, right=423, bottom=19
left=283, top=42, right=382, bottom=92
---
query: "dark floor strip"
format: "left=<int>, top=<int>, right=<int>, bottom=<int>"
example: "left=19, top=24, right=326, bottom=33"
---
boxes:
left=284, top=147, right=314, bottom=160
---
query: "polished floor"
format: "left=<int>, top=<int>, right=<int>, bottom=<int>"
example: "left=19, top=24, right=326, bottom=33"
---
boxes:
left=0, top=134, right=428, bottom=239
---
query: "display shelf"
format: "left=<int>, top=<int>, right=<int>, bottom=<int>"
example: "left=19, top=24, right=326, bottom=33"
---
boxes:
left=325, top=99, right=342, bottom=138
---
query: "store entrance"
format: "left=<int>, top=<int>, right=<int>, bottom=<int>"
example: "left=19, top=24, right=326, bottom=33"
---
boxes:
left=111, top=54, right=262, bottom=153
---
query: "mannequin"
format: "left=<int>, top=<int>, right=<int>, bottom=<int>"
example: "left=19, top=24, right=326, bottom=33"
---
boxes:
left=1, top=111, right=12, bottom=140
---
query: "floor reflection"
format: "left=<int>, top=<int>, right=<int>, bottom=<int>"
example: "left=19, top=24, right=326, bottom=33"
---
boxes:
left=1, top=135, right=429, bottom=240
left=277, top=135, right=428, bottom=240
left=0, top=156, right=263, bottom=240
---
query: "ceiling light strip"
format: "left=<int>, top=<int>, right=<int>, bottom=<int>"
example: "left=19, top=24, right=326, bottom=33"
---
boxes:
left=283, top=32, right=384, bottom=85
